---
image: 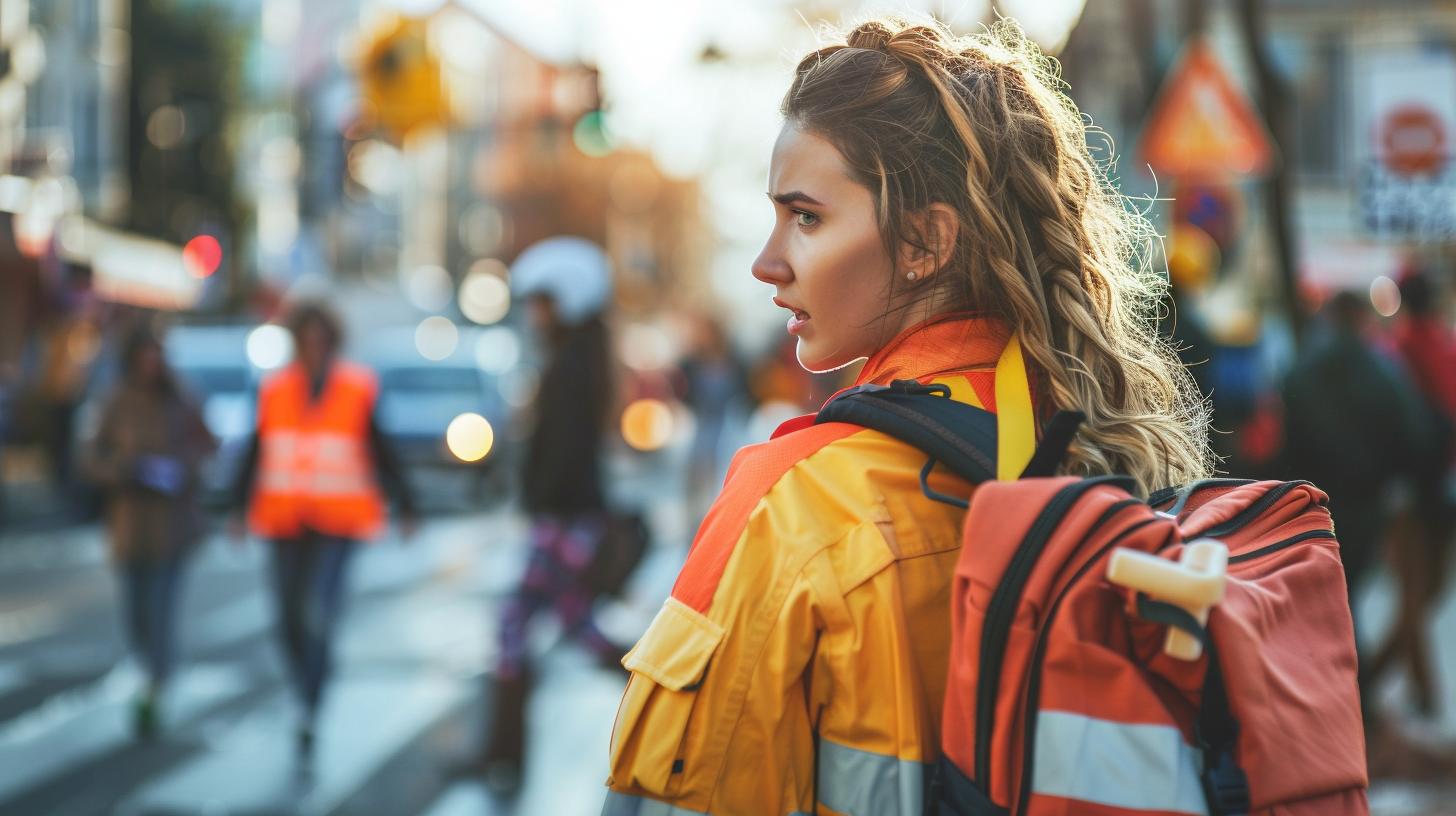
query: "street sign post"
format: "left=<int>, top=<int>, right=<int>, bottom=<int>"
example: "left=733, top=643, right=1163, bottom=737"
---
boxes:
left=1138, top=39, right=1275, bottom=180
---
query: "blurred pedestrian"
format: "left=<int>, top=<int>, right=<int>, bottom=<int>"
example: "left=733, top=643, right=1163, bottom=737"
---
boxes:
left=473, top=237, right=623, bottom=790
left=1282, top=292, right=1433, bottom=614
left=83, top=325, right=216, bottom=739
left=1281, top=291, right=1437, bottom=773
left=605, top=19, right=1212, bottom=815
left=38, top=316, right=97, bottom=505
left=677, top=313, right=751, bottom=523
left=1365, top=271, right=1456, bottom=717
left=229, top=301, right=417, bottom=763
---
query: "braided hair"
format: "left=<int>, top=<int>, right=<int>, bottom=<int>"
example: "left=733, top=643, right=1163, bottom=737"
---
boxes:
left=782, top=17, right=1212, bottom=493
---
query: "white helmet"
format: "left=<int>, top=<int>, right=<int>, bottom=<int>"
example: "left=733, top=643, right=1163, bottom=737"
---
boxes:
left=509, top=236, right=613, bottom=325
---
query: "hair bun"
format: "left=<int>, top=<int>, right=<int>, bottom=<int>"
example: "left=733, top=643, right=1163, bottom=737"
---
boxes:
left=846, top=21, right=896, bottom=53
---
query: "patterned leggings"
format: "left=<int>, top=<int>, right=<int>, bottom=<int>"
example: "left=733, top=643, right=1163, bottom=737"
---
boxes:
left=496, top=514, right=615, bottom=678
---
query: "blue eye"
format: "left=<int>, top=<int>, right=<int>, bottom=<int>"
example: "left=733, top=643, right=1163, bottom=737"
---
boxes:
left=794, top=210, right=819, bottom=228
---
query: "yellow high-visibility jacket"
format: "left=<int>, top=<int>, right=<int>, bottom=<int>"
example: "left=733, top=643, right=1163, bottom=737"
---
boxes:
left=605, top=315, right=1038, bottom=816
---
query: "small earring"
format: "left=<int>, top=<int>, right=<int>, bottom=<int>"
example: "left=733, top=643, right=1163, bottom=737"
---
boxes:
left=906, top=271, right=918, bottom=281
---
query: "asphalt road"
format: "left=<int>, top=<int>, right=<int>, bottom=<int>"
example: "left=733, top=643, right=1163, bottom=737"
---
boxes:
left=0, top=483, right=1453, bottom=814
left=0, top=507, right=684, bottom=816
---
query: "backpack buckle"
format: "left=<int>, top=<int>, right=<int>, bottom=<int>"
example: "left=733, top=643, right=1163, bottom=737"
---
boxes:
left=1200, top=748, right=1251, bottom=816
left=888, top=378, right=951, bottom=398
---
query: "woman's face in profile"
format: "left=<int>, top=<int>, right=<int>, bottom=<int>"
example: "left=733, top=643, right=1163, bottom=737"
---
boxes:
left=753, top=124, right=905, bottom=373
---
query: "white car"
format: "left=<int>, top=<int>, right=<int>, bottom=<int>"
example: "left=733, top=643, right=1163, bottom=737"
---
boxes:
left=361, top=325, right=517, bottom=505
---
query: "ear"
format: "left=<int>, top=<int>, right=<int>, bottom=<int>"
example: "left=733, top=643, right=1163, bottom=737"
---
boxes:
left=897, top=203, right=960, bottom=282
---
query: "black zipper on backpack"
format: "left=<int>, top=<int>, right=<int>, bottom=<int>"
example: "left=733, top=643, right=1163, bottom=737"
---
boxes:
left=972, top=475, right=1134, bottom=790
left=1227, top=529, right=1336, bottom=564
left=1189, top=480, right=1313, bottom=540
left=1013, top=517, right=1168, bottom=815
left=1154, top=478, right=1257, bottom=517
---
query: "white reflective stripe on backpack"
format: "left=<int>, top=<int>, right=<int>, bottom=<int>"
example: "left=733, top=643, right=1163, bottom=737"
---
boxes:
left=1031, top=709, right=1209, bottom=814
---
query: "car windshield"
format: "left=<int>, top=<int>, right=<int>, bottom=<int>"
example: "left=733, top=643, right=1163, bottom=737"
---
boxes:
left=178, top=366, right=249, bottom=396
left=381, top=367, right=481, bottom=394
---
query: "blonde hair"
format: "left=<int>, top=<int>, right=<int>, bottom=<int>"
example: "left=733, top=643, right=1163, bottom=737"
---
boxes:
left=783, top=17, right=1212, bottom=493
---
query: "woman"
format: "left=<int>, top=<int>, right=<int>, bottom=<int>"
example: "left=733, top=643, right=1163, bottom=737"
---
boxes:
left=605, top=19, right=1209, bottom=816
left=1365, top=272, right=1456, bottom=720
left=232, top=302, right=417, bottom=760
left=85, top=326, right=216, bottom=739
left=476, top=239, right=622, bottom=789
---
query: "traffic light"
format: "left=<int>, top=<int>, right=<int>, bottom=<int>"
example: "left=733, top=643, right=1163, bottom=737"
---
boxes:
left=356, top=15, right=450, bottom=144
left=182, top=234, right=222, bottom=278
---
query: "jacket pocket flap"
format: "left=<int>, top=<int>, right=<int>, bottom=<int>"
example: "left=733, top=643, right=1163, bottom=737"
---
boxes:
left=623, top=597, right=725, bottom=691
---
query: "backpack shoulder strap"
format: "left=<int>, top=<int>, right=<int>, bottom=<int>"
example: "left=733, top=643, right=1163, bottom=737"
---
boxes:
left=815, top=381, right=1086, bottom=485
left=815, top=380, right=1000, bottom=484
left=814, top=335, right=1085, bottom=502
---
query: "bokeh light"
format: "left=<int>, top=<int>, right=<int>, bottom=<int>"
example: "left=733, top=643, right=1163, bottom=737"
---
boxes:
left=1370, top=276, right=1402, bottom=318
left=619, top=323, right=676, bottom=371
left=474, top=327, right=520, bottom=374
left=182, top=234, right=223, bottom=278
left=247, top=324, right=293, bottom=369
left=573, top=110, right=613, bottom=157
left=146, top=104, right=186, bottom=149
left=446, top=412, right=495, bottom=462
left=415, top=315, right=459, bottom=361
left=404, top=264, right=454, bottom=312
left=469, top=257, right=508, bottom=281
left=347, top=139, right=403, bottom=196
left=256, top=195, right=299, bottom=254
left=621, top=398, right=675, bottom=451
left=998, top=0, right=1088, bottom=51
left=459, top=270, right=511, bottom=325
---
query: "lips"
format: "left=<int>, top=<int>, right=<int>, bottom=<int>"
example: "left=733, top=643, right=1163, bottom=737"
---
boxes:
left=773, top=297, right=810, bottom=321
left=773, top=297, right=811, bottom=335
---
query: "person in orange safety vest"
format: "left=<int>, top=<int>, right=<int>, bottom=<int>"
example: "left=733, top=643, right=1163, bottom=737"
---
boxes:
left=603, top=18, right=1213, bottom=816
left=230, top=301, right=417, bottom=764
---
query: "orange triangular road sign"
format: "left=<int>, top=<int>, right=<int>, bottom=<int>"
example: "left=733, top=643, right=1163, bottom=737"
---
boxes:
left=1139, top=39, right=1275, bottom=178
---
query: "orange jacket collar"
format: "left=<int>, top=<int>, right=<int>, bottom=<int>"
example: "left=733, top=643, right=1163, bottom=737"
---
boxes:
left=856, top=313, right=1011, bottom=386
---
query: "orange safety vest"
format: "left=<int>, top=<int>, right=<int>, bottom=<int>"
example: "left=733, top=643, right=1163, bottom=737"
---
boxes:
left=248, top=361, right=386, bottom=541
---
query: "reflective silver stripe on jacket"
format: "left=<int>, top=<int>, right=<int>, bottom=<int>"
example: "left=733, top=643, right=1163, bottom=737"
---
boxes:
left=817, top=738, right=930, bottom=815
left=600, top=791, right=811, bottom=816
left=1032, top=709, right=1209, bottom=815
left=257, top=429, right=372, bottom=496
left=601, top=792, right=707, bottom=816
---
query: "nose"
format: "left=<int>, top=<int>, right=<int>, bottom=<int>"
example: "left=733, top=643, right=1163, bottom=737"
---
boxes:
left=751, top=238, right=792, bottom=287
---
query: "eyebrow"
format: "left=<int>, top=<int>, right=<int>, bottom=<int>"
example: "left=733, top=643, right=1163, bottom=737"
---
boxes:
left=768, top=190, right=825, bottom=207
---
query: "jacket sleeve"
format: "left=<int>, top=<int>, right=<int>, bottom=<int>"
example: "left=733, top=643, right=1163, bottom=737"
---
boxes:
left=605, top=540, right=822, bottom=816
left=607, top=424, right=928, bottom=816
left=803, top=522, right=955, bottom=816
left=367, top=411, right=417, bottom=516
left=230, top=432, right=260, bottom=513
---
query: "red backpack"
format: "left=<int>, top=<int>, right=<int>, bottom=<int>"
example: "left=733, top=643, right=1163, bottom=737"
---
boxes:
left=816, top=381, right=1368, bottom=816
